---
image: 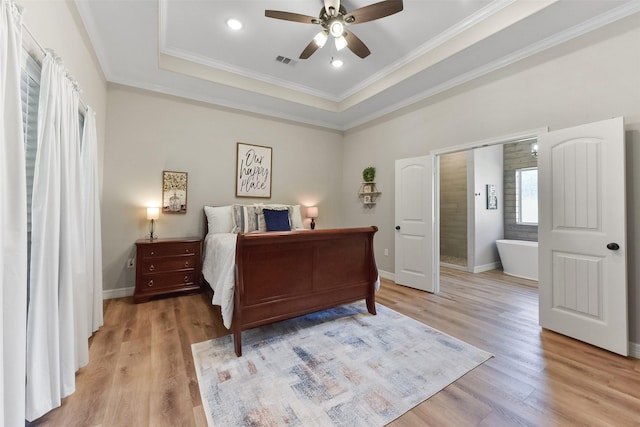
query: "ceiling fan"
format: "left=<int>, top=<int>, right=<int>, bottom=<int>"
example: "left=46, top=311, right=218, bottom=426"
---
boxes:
left=265, top=0, right=403, bottom=60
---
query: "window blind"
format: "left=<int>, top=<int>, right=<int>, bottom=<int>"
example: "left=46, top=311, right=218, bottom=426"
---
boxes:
left=20, top=52, right=41, bottom=235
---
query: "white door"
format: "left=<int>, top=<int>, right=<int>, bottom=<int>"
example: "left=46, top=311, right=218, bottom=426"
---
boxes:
left=538, top=117, right=628, bottom=356
left=395, top=156, right=437, bottom=292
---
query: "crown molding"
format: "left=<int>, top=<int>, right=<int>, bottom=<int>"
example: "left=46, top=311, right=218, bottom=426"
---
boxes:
left=160, top=47, right=340, bottom=102
left=158, top=52, right=340, bottom=113
left=107, top=74, right=345, bottom=131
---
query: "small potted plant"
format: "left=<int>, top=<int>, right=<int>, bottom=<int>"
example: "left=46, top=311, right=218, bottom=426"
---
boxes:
left=362, top=166, right=376, bottom=183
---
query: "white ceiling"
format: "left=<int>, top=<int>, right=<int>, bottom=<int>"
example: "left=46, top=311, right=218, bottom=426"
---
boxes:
left=75, top=0, right=639, bottom=130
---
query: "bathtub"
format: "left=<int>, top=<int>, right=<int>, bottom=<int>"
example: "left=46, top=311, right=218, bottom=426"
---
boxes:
left=496, top=239, right=538, bottom=281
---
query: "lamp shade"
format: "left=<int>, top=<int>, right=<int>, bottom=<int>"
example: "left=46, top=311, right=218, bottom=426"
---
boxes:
left=307, top=206, right=318, bottom=219
left=147, top=207, right=160, bottom=220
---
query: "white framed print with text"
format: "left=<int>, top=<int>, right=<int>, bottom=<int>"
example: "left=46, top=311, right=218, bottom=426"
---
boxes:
left=236, top=142, right=272, bottom=198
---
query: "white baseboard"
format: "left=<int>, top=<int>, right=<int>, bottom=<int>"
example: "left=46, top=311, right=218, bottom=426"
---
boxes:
left=378, top=269, right=394, bottom=282
left=103, top=287, right=134, bottom=300
left=472, top=262, right=502, bottom=273
left=629, top=341, right=640, bottom=359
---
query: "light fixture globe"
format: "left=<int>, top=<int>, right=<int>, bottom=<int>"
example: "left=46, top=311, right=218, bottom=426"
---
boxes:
left=329, top=20, right=343, bottom=38
left=313, top=30, right=328, bottom=47
left=334, top=35, right=347, bottom=51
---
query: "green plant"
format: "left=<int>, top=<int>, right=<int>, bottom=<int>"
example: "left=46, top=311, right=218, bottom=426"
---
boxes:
left=362, top=166, right=376, bottom=182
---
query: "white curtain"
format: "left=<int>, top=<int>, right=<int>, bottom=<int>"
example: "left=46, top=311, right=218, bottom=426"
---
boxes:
left=81, top=107, right=103, bottom=335
left=25, top=52, right=88, bottom=421
left=0, top=1, right=27, bottom=425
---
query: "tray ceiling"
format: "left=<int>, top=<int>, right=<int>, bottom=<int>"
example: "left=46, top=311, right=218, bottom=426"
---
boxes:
left=75, top=0, right=639, bottom=130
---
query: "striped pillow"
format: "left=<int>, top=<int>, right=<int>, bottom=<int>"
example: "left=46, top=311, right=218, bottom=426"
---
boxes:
left=231, top=205, right=259, bottom=233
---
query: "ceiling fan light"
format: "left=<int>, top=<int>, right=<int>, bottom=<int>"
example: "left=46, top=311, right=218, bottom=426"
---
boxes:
left=335, top=35, right=347, bottom=51
left=329, top=20, right=344, bottom=38
left=313, top=31, right=328, bottom=48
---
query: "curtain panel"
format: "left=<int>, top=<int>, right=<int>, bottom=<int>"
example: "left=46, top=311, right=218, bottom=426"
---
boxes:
left=25, top=52, right=88, bottom=422
left=0, top=1, right=27, bottom=426
left=81, top=107, right=104, bottom=334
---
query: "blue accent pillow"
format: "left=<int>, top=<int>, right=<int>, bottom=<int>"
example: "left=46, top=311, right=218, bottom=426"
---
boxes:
left=263, top=208, right=291, bottom=231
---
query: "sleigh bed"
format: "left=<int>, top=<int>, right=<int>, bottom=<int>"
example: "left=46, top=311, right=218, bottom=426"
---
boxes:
left=202, top=205, right=378, bottom=356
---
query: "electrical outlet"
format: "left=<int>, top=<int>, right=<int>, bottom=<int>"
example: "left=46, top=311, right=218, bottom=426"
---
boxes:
left=127, top=258, right=135, bottom=268
left=384, top=248, right=389, bottom=256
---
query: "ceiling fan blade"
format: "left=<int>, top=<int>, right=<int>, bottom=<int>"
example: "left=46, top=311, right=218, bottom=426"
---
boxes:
left=343, top=29, right=370, bottom=59
left=265, top=10, right=319, bottom=24
left=324, top=0, right=341, bottom=17
left=299, top=39, right=321, bottom=59
left=344, top=0, right=403, bottom=25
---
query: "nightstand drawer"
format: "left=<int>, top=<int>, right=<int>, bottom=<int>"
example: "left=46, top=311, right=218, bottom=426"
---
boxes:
left=139, top=271, right=198, bottom=291
left=138, top=242, right=199, bottom=259
left=139, top=256, right=195, bottom=274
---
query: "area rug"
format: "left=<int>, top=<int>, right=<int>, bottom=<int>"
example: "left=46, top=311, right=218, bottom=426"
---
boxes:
left=192, top=303, right=492, bottom=427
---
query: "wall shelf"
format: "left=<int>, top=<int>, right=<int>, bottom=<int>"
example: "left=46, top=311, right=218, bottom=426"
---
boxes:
left=359, top=182, right=380, bottom=207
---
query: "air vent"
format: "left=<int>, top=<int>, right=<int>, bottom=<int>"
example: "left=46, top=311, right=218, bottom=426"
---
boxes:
left=275, top=55, right=295, bottom=66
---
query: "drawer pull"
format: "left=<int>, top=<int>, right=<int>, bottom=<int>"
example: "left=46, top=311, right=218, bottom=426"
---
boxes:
left=184, top=275, right=189, bottom=283
left=149, top=264, right=155, bottom=272
left=148, top=280, right=154, bottom=287
left=150, top=251, right=155, bottom=256
left=185, top=249, right=190, bottom=253
left=184, top=261, right=190, bottom=267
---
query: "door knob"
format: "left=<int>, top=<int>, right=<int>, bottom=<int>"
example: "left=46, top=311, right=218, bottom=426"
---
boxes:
left=606, top=242, right=620, bottom=250
left=395, top=226, right=400, bottom=230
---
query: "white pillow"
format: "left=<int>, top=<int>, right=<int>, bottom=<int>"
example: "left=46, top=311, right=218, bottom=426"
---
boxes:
left=290, top=205, right=304, bottom=230
left=204, top=205, right=234, bottom=234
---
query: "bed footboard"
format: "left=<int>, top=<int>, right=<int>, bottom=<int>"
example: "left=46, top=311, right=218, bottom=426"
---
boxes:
left=233, top=226, right=378, bottom=356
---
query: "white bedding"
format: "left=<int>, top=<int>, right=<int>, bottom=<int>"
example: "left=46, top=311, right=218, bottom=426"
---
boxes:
left=202, top=231, right=381, bottom=330
left=202, top=233, right=237, bottom=329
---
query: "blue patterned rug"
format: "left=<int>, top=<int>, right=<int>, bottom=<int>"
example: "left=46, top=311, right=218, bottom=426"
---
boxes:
left=192, top=303, right=492, bottom=426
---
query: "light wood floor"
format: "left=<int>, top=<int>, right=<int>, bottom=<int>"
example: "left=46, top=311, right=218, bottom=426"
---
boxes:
left=29, top=269, right=640, bottom=426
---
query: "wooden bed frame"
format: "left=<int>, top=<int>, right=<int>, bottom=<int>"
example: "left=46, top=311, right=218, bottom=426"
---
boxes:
left=231, top=226, right=378, bottom=356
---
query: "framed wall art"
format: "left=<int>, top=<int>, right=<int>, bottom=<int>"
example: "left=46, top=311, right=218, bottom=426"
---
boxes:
left=236, top=142, right=272, bottom=198
left=486, top=184, right=497, bottom=210
left=162, top=170, right=187, bottom=214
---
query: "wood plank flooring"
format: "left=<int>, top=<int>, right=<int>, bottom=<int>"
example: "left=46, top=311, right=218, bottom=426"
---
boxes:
left=29, top=268, right=640, bottom=426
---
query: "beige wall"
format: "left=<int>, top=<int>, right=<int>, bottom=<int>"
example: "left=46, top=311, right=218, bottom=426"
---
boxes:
left=21, top=0, right=107, bottom=190
left=342, top=14, right=640, bottom=340
left=102, top=86, right=344, bottom=292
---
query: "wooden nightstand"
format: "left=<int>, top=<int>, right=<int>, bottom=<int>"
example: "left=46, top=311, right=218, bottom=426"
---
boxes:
left=134, top=237, right=202, bottom=303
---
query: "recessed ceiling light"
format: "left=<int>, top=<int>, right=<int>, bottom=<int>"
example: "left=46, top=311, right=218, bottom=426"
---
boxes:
left=226, top=18, right=243, bottom=31
left=331, top=58, right=343, bottom=68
